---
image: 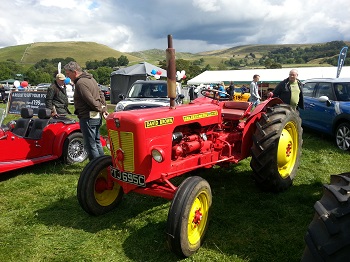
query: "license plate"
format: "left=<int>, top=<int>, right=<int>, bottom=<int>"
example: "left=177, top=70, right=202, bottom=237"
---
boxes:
left=110, top=167, right=146, bottom=187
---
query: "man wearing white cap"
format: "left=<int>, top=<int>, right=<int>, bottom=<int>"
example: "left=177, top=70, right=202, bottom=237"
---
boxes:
left=45, top=73, right=71, bottom=117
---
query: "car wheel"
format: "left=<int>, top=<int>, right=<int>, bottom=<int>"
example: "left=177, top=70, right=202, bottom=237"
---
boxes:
left=63, top=132, right=88, bottom=164
left=335, top=122, right=350, bottom=151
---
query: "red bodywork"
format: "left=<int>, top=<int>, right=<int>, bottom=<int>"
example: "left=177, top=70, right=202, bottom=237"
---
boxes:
left=105, top=96, right=282, bottom=200
left=0, top=117, right=101, bottom=174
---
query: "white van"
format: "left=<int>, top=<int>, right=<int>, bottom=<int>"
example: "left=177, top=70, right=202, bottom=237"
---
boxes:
left=115, top=80, right=183, bottom=111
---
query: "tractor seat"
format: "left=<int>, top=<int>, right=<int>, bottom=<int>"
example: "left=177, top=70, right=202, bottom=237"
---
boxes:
left=221, top=101, right=251, bottom=120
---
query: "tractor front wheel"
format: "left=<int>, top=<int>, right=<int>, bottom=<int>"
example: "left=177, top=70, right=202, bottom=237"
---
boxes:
left=250, top=104, right=302, bottom=192
left=166, top=176, right=212, bottom=258
left=77, top=155, right=123, bottom=215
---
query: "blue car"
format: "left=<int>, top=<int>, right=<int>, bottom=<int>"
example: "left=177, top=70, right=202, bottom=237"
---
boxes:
left=299, top=78, right=350, bottom=151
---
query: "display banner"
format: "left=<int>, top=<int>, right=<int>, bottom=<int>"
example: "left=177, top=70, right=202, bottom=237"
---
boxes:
left=336, top=46, right=348, bottom=78
left=8, top=91, right=47, bottom=115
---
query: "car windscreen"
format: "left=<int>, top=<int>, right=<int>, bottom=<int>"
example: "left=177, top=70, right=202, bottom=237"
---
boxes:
left=128, top=83, right=168, bottom=98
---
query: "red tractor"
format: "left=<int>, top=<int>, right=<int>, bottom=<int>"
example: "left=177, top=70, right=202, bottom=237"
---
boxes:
left=77, top=36, right=303, bottom=258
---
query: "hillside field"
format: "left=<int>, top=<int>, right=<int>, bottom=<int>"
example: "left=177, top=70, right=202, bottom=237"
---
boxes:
left=1, top=40, right=349, bottom=69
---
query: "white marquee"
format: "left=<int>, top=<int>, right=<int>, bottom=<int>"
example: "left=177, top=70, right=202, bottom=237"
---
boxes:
left=187, top=66, right=350, bottom=85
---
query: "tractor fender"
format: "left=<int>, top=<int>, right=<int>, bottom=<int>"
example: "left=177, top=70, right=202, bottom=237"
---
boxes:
left=240, top=98, right=283, bottom=158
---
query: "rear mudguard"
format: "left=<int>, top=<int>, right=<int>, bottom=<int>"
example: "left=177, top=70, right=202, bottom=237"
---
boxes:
left=52, top=124, right=82, bottom=157
left=240, top=98, right=283, bottom=158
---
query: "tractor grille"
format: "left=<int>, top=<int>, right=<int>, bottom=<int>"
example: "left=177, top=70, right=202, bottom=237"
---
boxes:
left=109, top=129, right=135, bottom=172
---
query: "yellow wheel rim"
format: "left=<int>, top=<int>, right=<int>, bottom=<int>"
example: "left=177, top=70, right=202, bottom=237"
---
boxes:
left=94, top=169, right=121, bottom=206
left=187, top=190, right=210, bottom=245
left=277, top=121, right=298, bottom=179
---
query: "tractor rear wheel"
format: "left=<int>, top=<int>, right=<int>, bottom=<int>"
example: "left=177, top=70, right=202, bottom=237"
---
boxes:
left=250, top=104, right=302, bottom=192
left=302, top=173, right=350, bottom=261
left=77, top=155, right=123, bottom=215
left=166, top=176, right=212, bottom=258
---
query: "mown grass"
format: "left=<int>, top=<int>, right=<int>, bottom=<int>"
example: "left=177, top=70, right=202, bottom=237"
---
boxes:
left=1, top=102, right=349, bottom=262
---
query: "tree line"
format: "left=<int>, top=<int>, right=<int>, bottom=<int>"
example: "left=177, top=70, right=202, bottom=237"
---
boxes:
left=0, top=55, right=129, bottom=86
left=224, top=41, right=349, bottom=69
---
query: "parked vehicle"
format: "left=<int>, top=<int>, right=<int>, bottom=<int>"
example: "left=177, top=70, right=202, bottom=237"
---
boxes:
left=78, top=87, right=302, bottom=257
left=99, top=85, right=110, bottom=100
left=0, top=107, right=91, bottom=174
left=233, top=87, right=250, bottom=101
left=299, top=78, right=350, bottom=151
left=66, top=84, right=74, bottom=104
left=114, top=80, right=184, bottom=111
left=302, top=172, right=350, bottom=261
left=67, top=92, right=74, bottom=104
left=35, top=83, right=51, bottom=91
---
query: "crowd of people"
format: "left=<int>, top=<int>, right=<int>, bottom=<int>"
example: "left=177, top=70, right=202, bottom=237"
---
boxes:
left=187, top=69, right=304, bottom=110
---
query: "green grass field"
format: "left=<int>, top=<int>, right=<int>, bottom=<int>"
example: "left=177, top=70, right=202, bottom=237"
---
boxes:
left=0, top=102, right=349, bottom=262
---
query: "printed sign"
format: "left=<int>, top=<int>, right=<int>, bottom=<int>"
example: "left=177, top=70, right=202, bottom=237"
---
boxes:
left=183, top=111, right=218, bottom=122
left=144, top=117, right=174, bottom=128
left=8, top=91, right=47, bottom=115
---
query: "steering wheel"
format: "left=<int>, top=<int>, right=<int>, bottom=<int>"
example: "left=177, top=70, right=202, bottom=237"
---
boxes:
left=200, top=88, right=230, bottom=101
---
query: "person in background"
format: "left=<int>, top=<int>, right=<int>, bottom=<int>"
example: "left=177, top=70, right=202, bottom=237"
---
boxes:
left=188, top=85, right=196, bottom=102
left=272, top=69, right=304, bottom=110
left=226, top=81, right=235, bottom=100
left=0, top=84, right=6, bottom=102
left=218, top=82, right=227, bottom=98
left=64, top=61, right=107, bottom=161
left=45, top=73, right=71, bottom=117
left=249, top=74, right=261, bottom=106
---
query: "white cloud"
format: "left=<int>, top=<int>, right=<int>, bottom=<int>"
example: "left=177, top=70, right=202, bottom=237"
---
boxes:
left=192, top=0, right=221, bottom=12
left=0, top=0, right=349, bottom=53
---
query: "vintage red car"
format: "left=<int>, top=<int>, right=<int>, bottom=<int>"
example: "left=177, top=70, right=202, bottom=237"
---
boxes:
left=0, top=107, right=90, bottom=174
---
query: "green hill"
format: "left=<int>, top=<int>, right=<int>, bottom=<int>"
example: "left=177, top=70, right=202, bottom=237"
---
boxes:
left=0, top=40, right=349, bottom=69
left=0, top=41, right=143, bottom=67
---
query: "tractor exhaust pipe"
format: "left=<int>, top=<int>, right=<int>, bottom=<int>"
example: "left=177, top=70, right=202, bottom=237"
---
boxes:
left=166, top=35, right=176, bottom=109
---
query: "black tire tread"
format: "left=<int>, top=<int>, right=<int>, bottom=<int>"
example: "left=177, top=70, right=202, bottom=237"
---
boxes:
left=166, top=176, right=212, bottom=258
left=250, top=104, right=302, bottom=192
left=77, top=155, right=123, bottom=215
left=302, top=173, right=350, bottom=262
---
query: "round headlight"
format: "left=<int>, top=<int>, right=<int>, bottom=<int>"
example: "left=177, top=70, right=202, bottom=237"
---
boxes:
left=151, top=148, right=164, bottom=163
left=115, top=103, right=125, bottom=112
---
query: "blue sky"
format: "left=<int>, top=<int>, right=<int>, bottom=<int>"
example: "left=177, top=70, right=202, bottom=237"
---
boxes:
left=0, top=0, right=349, bottom=53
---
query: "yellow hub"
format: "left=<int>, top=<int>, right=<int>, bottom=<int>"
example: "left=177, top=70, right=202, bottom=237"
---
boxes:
left=277, top=121, right=298, bottom=179
left=187, top=191, right=210, bottom=245
left=94, top=170, right=121, bottom=206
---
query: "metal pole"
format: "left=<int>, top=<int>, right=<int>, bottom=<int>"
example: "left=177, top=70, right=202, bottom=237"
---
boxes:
left=166, top=35, right=176, bottom=108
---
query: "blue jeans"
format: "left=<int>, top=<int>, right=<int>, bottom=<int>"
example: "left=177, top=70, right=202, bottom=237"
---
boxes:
left=79, top=117, right=104, bottom=160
